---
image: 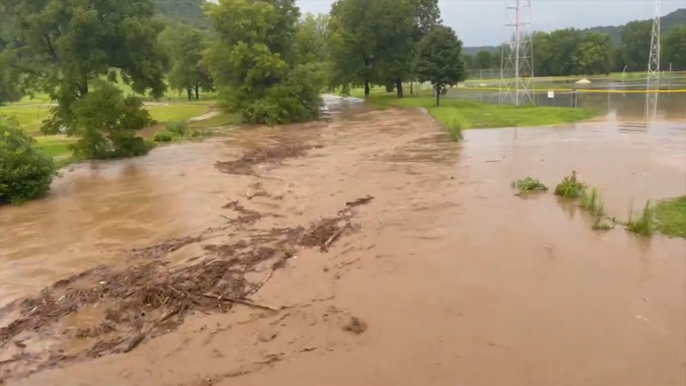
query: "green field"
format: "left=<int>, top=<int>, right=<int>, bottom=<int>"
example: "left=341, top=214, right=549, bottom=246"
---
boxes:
left=655, top=196, right=686, bottom=238
left=350, top=89, right=598, bottom=129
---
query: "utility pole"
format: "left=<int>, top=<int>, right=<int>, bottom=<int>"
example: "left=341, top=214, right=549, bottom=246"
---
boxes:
left=500, top=0, right=534, bottom=107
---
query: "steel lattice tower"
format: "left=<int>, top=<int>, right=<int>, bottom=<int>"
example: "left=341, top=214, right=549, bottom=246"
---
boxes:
left=647, top=0, right=661, bottom=87
left=499, top=0, right=535, bottom=107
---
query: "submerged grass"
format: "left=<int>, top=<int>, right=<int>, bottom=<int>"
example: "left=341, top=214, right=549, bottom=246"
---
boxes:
left=626, top=200, right=655, bottom=236
left=592, top=216, right=615, bottom=231
left=511, top=177, right=548, bottom=195
left=653, top=196, right=686, bottom=238
left=348, top=91, right=598, bottom=131
left=554, top=171, right=587, bottom=198
left=448, top=120, right=463, bottom=142
left=580, top=187, right=605, bottom=217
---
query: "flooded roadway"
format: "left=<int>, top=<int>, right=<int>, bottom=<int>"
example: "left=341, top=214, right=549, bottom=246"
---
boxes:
left=1, top=96, right=685, bottom=385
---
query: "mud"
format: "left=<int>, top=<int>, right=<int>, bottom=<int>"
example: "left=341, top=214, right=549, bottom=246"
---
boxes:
left=0, top=103, right=685, bottom=385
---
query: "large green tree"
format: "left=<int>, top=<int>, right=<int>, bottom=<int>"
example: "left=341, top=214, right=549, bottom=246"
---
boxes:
left=620, top=20, right=652, bottom=71
left=159, top=24, right=213, bottom=101
left=475, top=50, right=493, bottom=69
left=414, top=25, right=464, bottom=106
left=2, top=0, right=167, bottom=135
left=204, top=0, right=324, bottom=125
left=572, top=32, right=612, bottom=75
left=663, top=25, right=686, bottom=71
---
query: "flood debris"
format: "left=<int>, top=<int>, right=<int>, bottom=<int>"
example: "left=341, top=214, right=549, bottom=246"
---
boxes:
left=223, top=201, right=263, bottom=225
left=215, top=140, right=311, bottom=176
left=342, top=316, right=367, bottom=334
left=345, top=195, right=374, bottom=208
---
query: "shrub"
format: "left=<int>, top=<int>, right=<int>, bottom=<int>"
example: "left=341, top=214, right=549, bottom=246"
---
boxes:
left=166, top=121, right=187, bottom=137
left=0, top=116, right=58, bottom=204
left=555, top=171, right=586, bottom=198
left=512, top=177, right=548, bottom=193
left=68, top=81, right=153, bottom=159
left=448, top=120, right=463, bottom=142
left=627, top=200, right=655, bottom=236
left=153, top=131, right=174, bottom=143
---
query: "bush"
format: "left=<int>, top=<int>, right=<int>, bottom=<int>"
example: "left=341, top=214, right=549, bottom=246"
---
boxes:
left=580, top=187, right=605, bottom=216
left=511, top=177, right=548, bottom=193
left=69, top=81, right=154, bottom=159
left=627, top=200, right=655, bottom=236
left=153, top=131, right=174, bottom=143
left=555, top=171, right=586, bottom=198
left=166, top=121, right=187, bottom=137
left=448, top=120, right=463, bottom=142
left=0, top=116, right=58, bottom=204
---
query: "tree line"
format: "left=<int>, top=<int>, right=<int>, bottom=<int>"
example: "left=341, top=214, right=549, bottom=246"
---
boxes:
left=463, top=22, right=686, bottom=76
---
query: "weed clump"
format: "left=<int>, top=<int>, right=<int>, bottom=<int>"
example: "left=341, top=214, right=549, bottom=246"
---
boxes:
left=592, top=217, right=614, bottom=231
left=555, top=171, right=586, bottom=198
left=580, top=187, right=605, bottom=217
left=627, top=200, right=655, bottom=236
left=511, top=177, right=548, bottom=194
left=448, top=120, right=463, bottom=142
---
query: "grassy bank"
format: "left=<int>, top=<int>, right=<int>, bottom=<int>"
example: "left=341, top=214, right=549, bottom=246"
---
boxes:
left=350, top=90, right=598, bottom=129
left=654, top=196, right=686, bottom=238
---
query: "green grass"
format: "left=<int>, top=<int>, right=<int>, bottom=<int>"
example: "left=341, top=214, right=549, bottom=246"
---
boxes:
left=511, top=177, right=548, bottom=195
left=627, top=200, right=655, bottom=236
left=350, top=91, right=598, bottom=130
left=554, top=171, right=587, bottom=198
left=147, top=104, right=210, bottom=123
left=189, top=112, right=242, bottom=129
left=447, top=120, right=463, bottom=142
left=33, top=136, right=76, bottom=158
left=0, top=105, right=52, bottom=134
left=580, top=187, right=605, bottom=217
left=654, top=196, right=686, bottom=238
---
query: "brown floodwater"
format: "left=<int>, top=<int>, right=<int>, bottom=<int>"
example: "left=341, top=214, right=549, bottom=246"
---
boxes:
left=1, top=97, right=685, bottom=385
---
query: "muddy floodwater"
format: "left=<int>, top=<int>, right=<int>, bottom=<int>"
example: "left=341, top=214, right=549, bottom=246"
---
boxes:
left=1, top=96, right=685, bottom=385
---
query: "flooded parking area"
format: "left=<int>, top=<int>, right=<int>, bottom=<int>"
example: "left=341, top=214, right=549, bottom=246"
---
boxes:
left=0, top=100, right=685, bottom=385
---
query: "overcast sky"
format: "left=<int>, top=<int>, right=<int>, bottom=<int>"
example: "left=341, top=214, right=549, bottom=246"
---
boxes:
left=296, top=0, right=685, bottom=46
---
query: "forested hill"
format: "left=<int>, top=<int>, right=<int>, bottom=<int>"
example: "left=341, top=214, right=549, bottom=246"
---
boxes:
left=580, top=8, right=684, bottom=45
left=154, top=0, right=210, bottom=28
left=464, top=8, right=685, bottom=52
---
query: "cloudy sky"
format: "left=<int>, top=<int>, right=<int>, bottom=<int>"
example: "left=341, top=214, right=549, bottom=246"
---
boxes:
left=296, top=0, right=684, bottom=46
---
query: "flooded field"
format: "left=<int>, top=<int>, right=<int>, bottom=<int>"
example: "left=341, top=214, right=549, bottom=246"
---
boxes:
left=0, top=97, right=685, bottom=385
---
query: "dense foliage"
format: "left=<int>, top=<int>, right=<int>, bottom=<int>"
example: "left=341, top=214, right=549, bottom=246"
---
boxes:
left=0, top=116, right=57, bottom=205
left=68, top=81, right=153, bottom=159
left=203, top=0, right=324, bottom=125
left=159, top=24, right=214, bottom=100
left=414, top=26, right=465, bottom=106
left=154, top=0, right=210, bottom=29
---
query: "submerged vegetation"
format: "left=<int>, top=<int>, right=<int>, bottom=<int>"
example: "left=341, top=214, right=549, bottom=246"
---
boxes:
left=512, top=177, right=548, bottom=195
left=555, top=171, right=587, bottom=198
left=626, top=200, right=655, bottom=236
left=580, top=187, right=605, bottom=217
left=654, top=196, right=686, bottom=238
left=448, top=120, right=463, bottom=142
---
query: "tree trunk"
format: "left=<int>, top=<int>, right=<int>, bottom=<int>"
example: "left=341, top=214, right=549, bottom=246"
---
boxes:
left=195, top=83, right=199, bottom=100
left=187, top=88, right=192, bottom=101
left=410, top=82, right=414, bottom=96
left=395, top=79, right=404, bottom=98
left=435, top=86, right=440, bottom=106
left=364, top=79, right=370, bottom=99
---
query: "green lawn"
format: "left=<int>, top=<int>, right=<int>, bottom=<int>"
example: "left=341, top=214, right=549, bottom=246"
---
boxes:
left=0, top=105, right=52, bottom=134
left=351, top=90, right=598, bottom=129
left=34, top=135, right=77, bottom=159
left=654, top=196, right=686, bottom=238
left=189, top=112, right=242, bottom=129
left=147, top=103, right=210, bottom=123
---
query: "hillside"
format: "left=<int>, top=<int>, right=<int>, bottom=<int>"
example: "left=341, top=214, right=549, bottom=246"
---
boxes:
left=582, top=8, right=685, bottom=45
left=465, top=8, right=685, bottom=53
left=154, top=0, right=210, bottom=29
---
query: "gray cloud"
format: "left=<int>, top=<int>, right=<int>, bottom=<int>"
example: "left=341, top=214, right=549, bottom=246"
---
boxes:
left=296, top=0, right=684, bottom=46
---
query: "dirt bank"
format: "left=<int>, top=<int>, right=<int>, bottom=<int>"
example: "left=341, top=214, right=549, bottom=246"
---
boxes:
left=1, top=109, right=685, bottom=385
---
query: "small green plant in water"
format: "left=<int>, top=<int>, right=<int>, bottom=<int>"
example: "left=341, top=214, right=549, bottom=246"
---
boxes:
left=511, top=177, right=548, bottom=195
left=153, top=131, right=173, bottom=143
left=627, top=200, right=655, bottom=236
left=555, top=171, right=586, bottom=198
left=580, top=187, right=605, bottom=217
left=166, top=120, right=188, bottom=137
left=592, top=217, right=614, bottom=231
left=448, top=120, right=463, bottom=142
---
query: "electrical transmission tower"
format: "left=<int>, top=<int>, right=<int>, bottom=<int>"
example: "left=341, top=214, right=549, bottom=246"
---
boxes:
left=500, top=0, right=535, bottom=107
left=647, top=0, right=660, bottom=88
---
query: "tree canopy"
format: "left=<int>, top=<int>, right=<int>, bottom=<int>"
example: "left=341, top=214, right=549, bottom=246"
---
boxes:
left=414, top=25, right=465, bottom=106
left=159, top=24, right=213, bottom=100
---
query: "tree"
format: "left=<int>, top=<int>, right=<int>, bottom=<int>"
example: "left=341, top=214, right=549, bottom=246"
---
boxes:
left=462, top=54, right=474, bottom=70
left=204, top=0, right=324, bottom=125
left=2, top=0, right=167, bottom=137
left=663, top=25, right=686, bottom=71
left=0, top=116, right=57, bottom=205
left=547, top=28, right=582, bottom=76
left=414, top=25, right=464, bottom=106
left=68, top=81, right=153, bottom=159
left=572, top=32, right=612, bottom=75
left=0, top=43, right=21, bottom=105
left=159, top=25, right=214, bottom=101
left=621, top=21, right=652, bottom=71
left=475, top=51, right=493, bottom=69
left=296, top=13, right=330, bottom=65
